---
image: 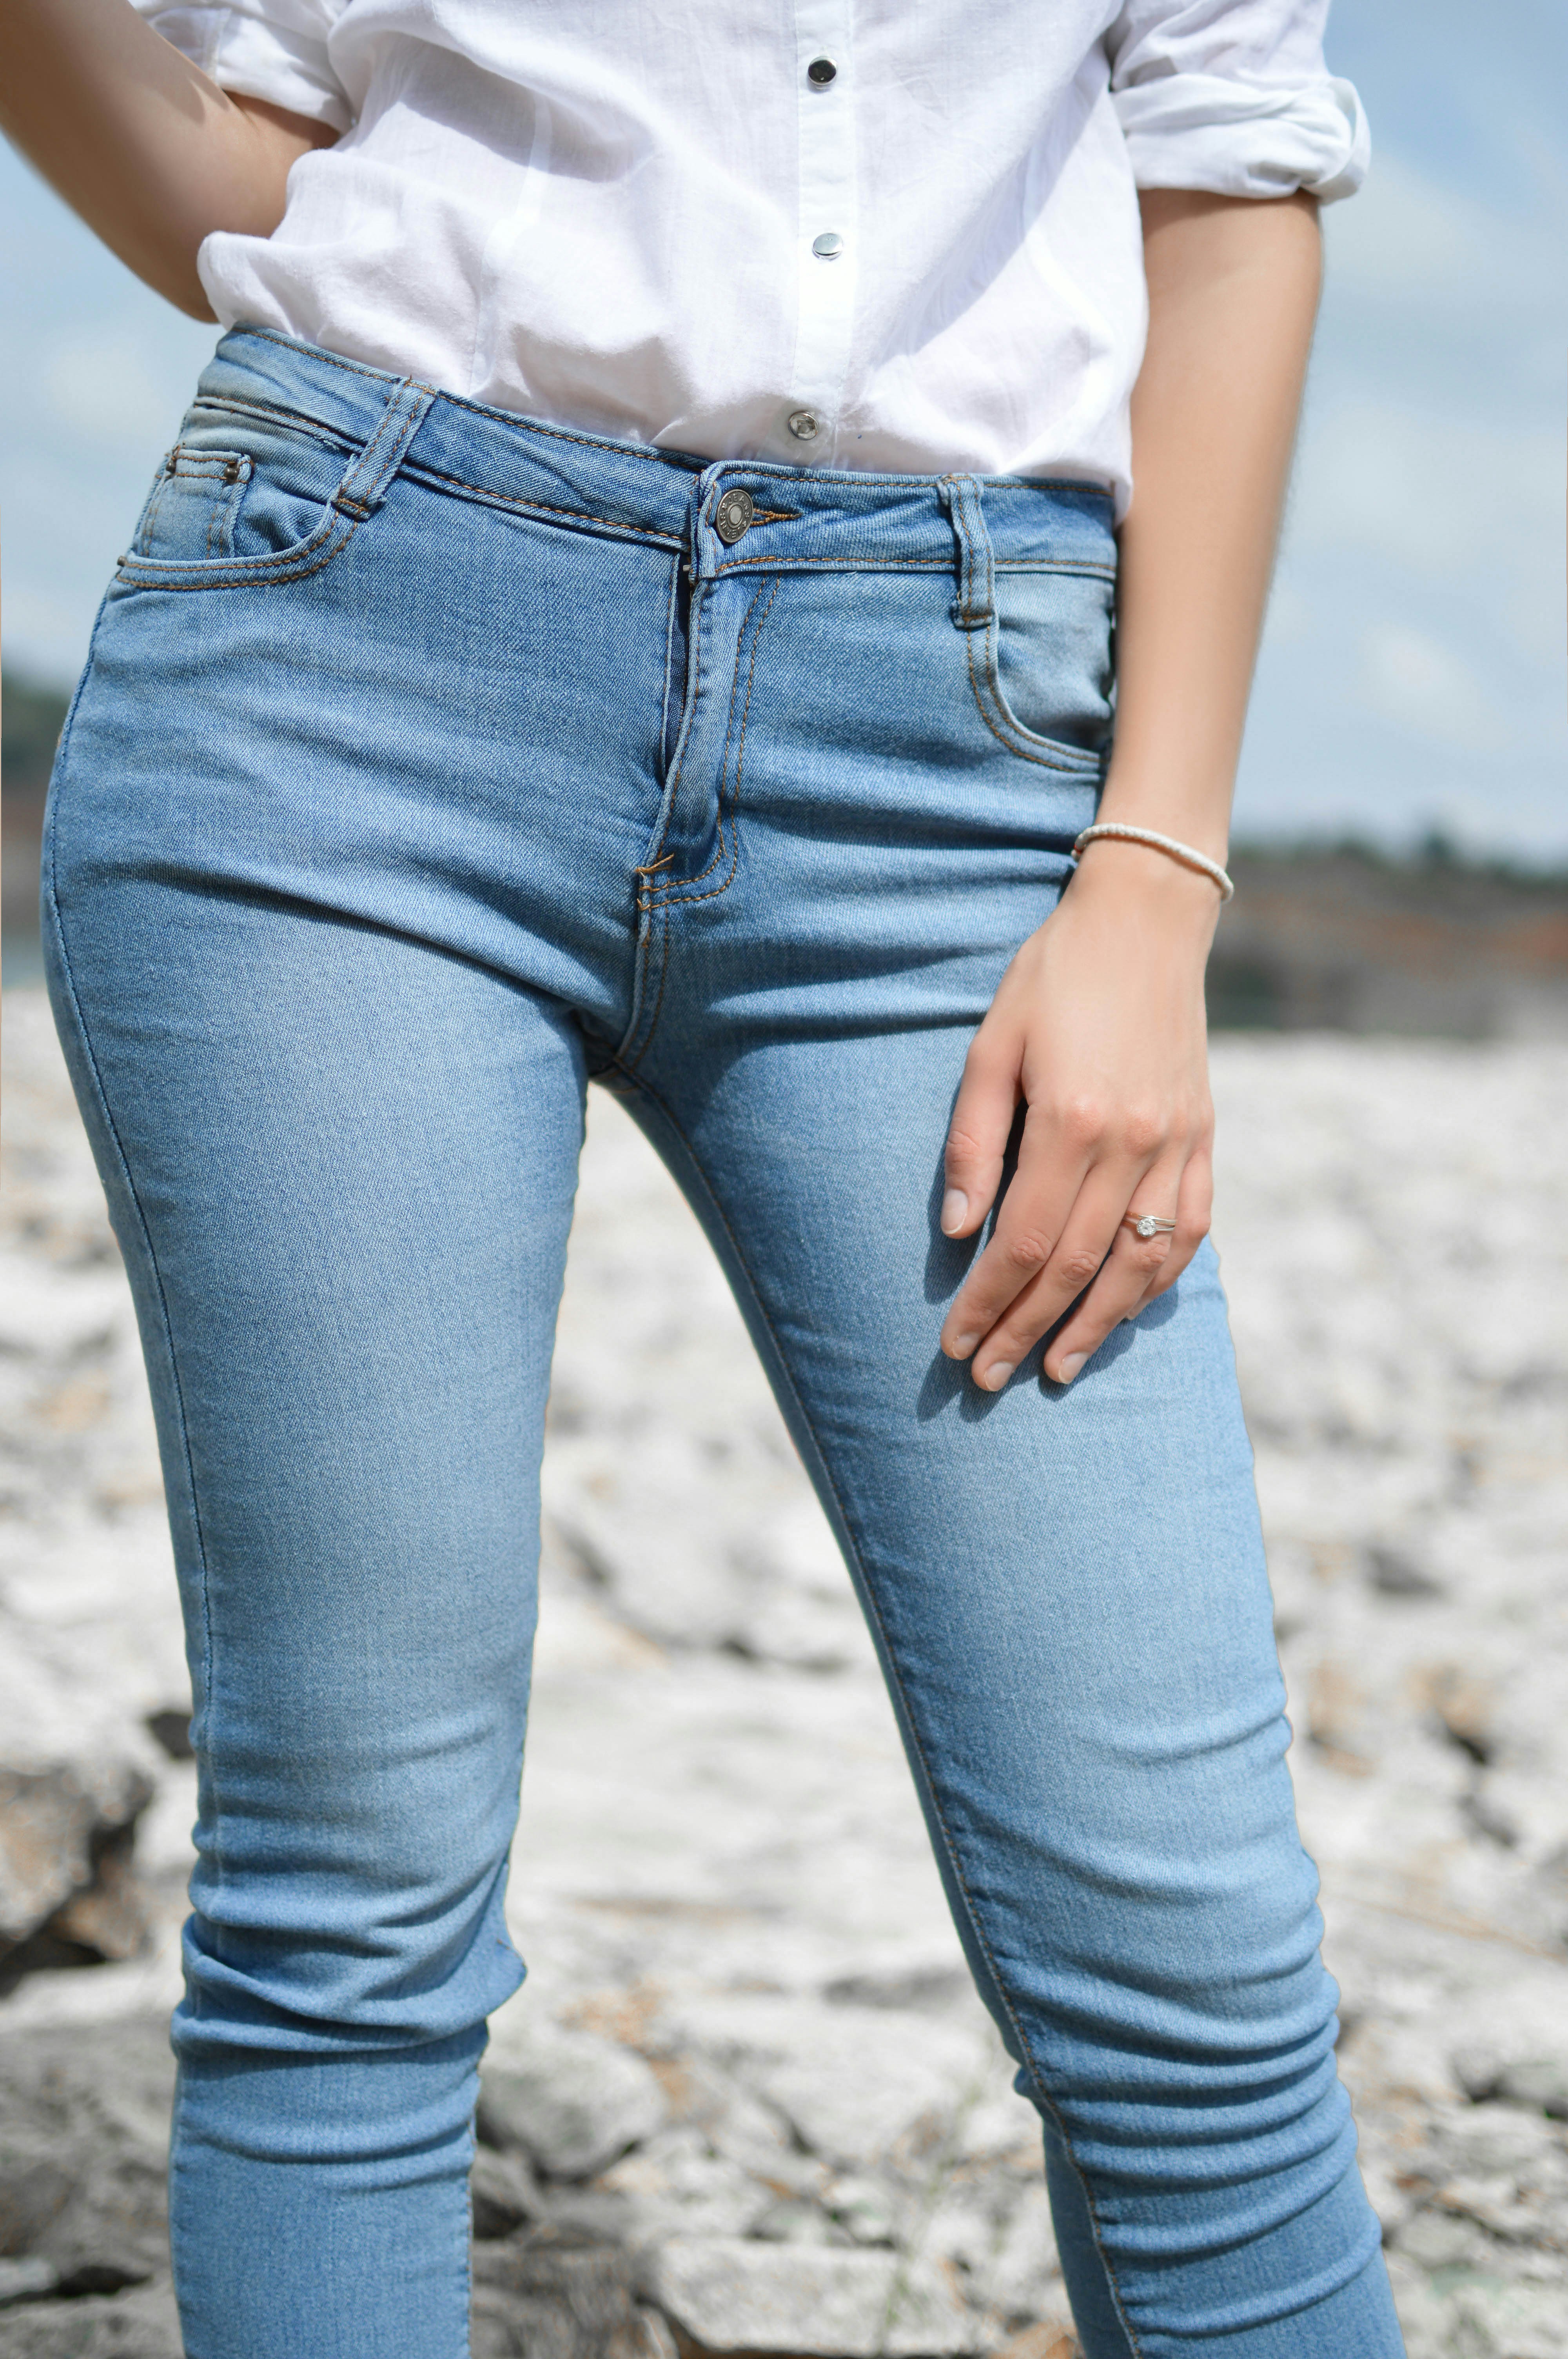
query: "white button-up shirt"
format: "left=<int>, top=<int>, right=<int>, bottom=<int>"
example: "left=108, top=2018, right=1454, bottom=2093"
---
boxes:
left=140, top=0, right=1367, bottom=507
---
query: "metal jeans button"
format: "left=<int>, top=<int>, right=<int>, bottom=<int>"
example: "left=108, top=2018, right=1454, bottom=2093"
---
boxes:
left=788, top=411, right=820, bottom=442
left=811, top=231, right=844, bottom=260
left=713, top=487, right=755, bottom=545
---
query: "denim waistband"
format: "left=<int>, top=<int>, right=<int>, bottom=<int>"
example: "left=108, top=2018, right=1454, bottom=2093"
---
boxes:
left=195, top=329, right=1118, bottom=586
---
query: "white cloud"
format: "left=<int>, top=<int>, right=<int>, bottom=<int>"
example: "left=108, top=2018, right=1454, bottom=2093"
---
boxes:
left=1357, top=623, right=1509, bottom=754
left=1322, top=149, right=1554, bottom=324
left=1324, top=154, right=1489, bottom=299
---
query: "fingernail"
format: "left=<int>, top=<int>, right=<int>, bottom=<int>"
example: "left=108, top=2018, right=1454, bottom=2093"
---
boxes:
left=979, top=1361, right=1015, bottom=1391
left=1056, top=1353, right=1086, bottom=1385
left=947, top=1330, right=979, bottom=1359
left=940, top=1189, right=968, bottom=1236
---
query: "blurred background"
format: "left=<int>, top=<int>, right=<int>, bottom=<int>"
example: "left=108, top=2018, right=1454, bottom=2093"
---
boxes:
left=5, top=0, right=1567, bottom=1016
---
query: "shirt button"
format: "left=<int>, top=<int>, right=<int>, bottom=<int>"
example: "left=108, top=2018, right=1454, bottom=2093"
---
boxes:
left=788, top=410, right=820, bottom=442
left=811, top=231, right=844, bottom=260
left=806, top=56, right=837, bottom=85
left=713, top=486, right=755, bottom=545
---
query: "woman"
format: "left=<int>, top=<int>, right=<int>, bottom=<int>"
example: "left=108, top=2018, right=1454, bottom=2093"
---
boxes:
left=4, top=1, right=1405, bottom=2351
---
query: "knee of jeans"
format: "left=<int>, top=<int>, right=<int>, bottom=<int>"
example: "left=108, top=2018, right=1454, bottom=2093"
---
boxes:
left=1010, top=1955, right=1362, bottom=2277
left=1002, top=1895, right=1353, bottom=2174
left=176, top=1822, right=526, bottom=2055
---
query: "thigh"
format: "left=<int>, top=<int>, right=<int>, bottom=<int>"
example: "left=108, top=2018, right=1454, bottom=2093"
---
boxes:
left=634, top=1022, right=1374, bottom=2342
left=44, top=825, right=586, bottom=2045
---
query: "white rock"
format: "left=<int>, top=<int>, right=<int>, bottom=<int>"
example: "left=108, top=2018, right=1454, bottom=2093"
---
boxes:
left=1446, top=2277, right=1565, bottom=2359
left=646, top=2237, right=969, bottom=2357
left=480, top=2002, right=669, bottom=2179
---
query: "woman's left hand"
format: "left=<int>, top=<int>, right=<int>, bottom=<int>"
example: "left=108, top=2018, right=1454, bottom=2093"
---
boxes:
left=937, top=839, right=1221, bottom=1389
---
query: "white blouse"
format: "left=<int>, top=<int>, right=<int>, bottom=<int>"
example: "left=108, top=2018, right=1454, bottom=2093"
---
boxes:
left=139, top=0, right=1367, bottom=507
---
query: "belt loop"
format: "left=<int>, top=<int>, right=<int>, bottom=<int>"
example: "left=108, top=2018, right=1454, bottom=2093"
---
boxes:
left=938, top=475, right=994, bottom=632
left=332, top=377, right=437, bottom=520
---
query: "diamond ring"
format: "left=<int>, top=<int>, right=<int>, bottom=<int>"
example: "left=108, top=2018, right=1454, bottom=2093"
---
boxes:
left=1123, top=1212, right=1178, bottom=1240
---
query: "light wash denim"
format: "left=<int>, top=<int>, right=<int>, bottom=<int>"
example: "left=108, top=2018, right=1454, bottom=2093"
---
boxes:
left=43, top=328, right=1404, bottom=2359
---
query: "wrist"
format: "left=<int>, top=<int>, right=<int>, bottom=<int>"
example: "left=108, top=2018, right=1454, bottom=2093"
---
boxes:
left=1067, top=835, right=1225, bottom=934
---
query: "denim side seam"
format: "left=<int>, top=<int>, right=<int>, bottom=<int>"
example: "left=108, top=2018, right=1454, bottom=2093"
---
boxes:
left=598, top=1059, right=1147, bottom=2357
left=43, top=773, right=223, bottom=1939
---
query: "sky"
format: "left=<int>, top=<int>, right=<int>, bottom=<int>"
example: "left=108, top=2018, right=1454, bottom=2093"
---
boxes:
left=2, top=0, right=1563, bottom=859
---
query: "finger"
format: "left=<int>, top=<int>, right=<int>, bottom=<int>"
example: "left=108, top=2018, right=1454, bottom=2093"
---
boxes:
left=1141, top=1147, right=1212, bottom=1303
left=1045, top=1165, right=1189, bottom=1383
left=939, top=1097, right=1096, bottom=1356
left=964, top=1163, right=1142, bottom=1390
left=940, top=1029, right=1023, bottom=1239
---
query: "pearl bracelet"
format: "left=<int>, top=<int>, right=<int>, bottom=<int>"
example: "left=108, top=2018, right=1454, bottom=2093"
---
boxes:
left=1069, top=823, right=1235, bottom=902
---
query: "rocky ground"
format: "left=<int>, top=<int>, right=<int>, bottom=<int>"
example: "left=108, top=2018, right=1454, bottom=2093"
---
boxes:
left=2, top=984, right=1565, bottom=2359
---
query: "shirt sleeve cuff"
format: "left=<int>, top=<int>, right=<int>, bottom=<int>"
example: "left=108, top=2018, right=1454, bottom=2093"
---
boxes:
left=1113, top=73, right=1369, bottom=204
left=139, top=6, right=353, bottom=132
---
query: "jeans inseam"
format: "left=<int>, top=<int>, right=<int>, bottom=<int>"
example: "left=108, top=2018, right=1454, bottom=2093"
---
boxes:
left=597, top=1055, right=1147, bottom=2358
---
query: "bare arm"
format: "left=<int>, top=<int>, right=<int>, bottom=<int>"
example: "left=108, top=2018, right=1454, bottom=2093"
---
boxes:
left=0, top=0, right=338, bottom=318
left=939, top=190, right=1322, bottom=1388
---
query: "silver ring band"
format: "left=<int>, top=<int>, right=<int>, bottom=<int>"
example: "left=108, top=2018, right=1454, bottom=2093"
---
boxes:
left=1123, top=1212, right=1178, bottom=1240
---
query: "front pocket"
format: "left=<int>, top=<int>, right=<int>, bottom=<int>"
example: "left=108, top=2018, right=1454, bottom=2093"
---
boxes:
left=969, top=563, right=1114, bottom=772
left=117, top=409, right=365, bottom=592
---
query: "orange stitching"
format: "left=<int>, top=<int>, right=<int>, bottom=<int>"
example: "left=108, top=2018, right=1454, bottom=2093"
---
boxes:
left=628, top=897, right=673, bottom=1073
left=962, top=620, right=1101, bottom=778
left=658, top=577, right=768, bottom=898
left=117, top=510, right=354, bottom=587
left=638, top=574, right=759, bottom=912
left=190, top=393, right=357, bottom=455
left=242, top=327, right=417, bottom=389
left=710, top=554, right=1114, bottom=580
left=659, top=574, right=777, bottom=908
left=404, top=461, right=683, bottom=547
left=116, top=385, right=430, bottom=589
left=624, top=576, right=778, bottom=1067
left=636, top=572, right=709, bottom=894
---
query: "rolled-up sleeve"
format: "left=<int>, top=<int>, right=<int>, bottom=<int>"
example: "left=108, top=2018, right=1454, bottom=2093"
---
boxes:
left=1106, top=1, right=1369, bottom=203
left=131, top=2, right=352, bottom=131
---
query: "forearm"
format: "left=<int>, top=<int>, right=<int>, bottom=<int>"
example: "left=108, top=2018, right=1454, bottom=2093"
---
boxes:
left=1095, top=188, right=1322, bottom=869
left=0, top=0, right=336, bottom=318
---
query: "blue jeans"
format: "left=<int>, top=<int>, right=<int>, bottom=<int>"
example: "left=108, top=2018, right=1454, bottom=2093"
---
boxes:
left=43, top=329, right=1403, bottom=2359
